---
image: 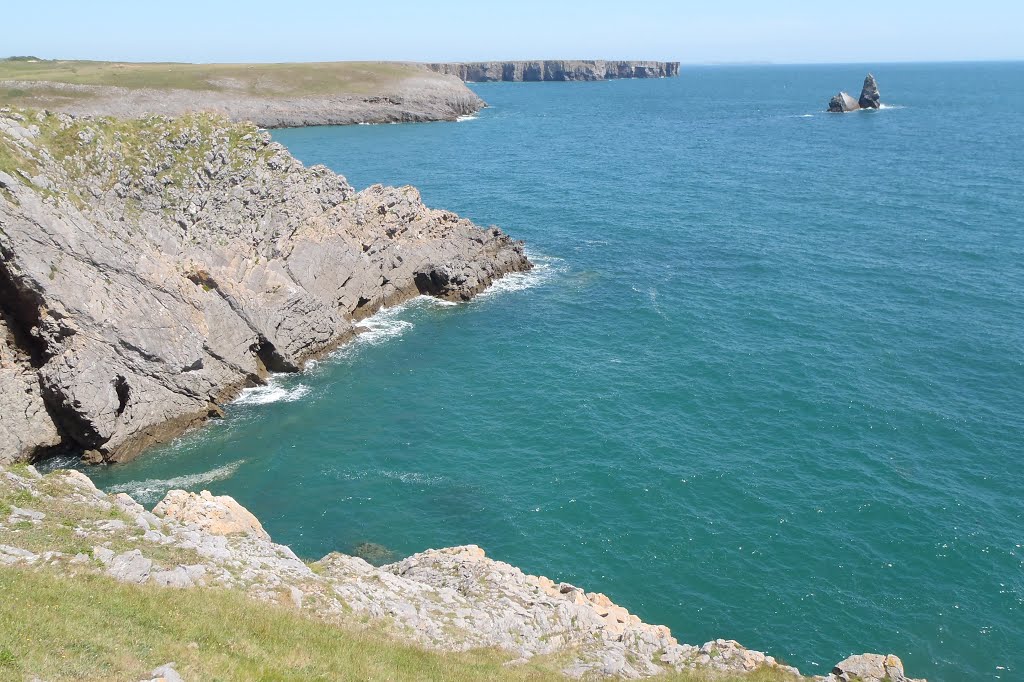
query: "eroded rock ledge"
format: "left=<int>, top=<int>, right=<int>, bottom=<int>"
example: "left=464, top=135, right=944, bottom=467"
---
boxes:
left=0, top=109, right=530, bottom=464
left=425, top=60, right=680, bottom=82
left=0, top=464, right=926, bottom=681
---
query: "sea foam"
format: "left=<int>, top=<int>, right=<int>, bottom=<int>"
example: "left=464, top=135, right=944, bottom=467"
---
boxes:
left=106, top=461, right=244, bottom=504
left=234, top=378, right=311, bottom=406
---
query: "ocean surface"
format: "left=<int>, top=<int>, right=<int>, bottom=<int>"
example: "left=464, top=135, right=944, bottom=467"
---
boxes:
left=78, top=64, right=1023, bottom=680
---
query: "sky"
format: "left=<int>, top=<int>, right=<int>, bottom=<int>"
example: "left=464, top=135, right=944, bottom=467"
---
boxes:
left=4, top=1, right=1023, bottom=64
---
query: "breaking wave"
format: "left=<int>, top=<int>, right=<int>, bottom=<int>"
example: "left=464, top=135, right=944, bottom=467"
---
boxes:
left=234, top=378, right=311, bottom=406
left=477, top=254, right=564, bottom=298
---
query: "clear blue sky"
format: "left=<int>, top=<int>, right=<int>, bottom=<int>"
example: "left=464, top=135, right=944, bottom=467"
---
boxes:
left=5, top=0, right=1023, bottom=64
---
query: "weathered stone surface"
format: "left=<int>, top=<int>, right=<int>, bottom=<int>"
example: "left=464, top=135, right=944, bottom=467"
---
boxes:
left=0, top=313, right=61, bottom=463
left=822, top=652, right=924, bottom=682
left=146, top=663, right=184, bottom=682
left=426, top=60, right=680, bottom=82
left=859, top=73, right=881, bottom=109
left=0, top=110, right=529, bottom=463
left=153, top=490, right=269, bottom=540
left=828, top=92, right=861, bottom=113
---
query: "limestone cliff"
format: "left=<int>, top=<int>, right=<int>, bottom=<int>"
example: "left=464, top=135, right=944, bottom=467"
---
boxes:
left=426, top=60, right=680, bottom=82
left=0, top=109, right=530, bottom=464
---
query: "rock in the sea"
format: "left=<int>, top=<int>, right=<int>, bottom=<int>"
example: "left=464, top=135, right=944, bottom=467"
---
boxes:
left=828, top=92, right=862, bottom=113
left=859, top=73, right=881, bottom=109
left=828, top=74, right=882, bottom=112
left=0, top=110, right=530, bottom=463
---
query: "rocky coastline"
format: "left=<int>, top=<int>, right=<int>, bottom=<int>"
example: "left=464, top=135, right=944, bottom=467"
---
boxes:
left=0, top=108, right=530, bottom=464
left=0, top=463, right=925, bottom=681
left=425, top=60, right=680, bottom=82
left=0, top=74, right=485, bottom=129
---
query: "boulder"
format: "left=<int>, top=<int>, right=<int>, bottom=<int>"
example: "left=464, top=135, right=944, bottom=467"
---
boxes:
left=859, top=73, right=881, bottom=109
left=153, top=489, right=270, bottom=540
left=829, top=92, right=862, bottom=113
left=829, top=653, right=925, bottom=682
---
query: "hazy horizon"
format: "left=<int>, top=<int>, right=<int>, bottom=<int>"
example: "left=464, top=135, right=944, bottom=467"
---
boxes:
left=5, top=1, right=1023, bottom=66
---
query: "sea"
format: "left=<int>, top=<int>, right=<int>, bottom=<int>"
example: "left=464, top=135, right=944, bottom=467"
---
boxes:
left=74, top=63, right=1024, bottom=681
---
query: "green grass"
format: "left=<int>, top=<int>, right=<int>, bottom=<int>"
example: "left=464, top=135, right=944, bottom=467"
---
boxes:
left=0, top=568, right=804, bottom=682
left=0, top=59, right=430, bottom=99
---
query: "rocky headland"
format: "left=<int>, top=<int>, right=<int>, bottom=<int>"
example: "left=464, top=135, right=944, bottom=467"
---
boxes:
left=0, top=60, right=486, bottom=128
left=0, top=108, right=530, bottom=464
left=426, top=60, right=680, bottom=82
left=0, top=463, right=926, bottom=681
left=828, top=74, right=882, bottom=113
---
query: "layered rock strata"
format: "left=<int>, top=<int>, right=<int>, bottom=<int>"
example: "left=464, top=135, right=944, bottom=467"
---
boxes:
left=0, top=464, right=925, bottom=681
left=425, top=60, right=680, bottom=82
left=0, top=109, right=529, bottom=463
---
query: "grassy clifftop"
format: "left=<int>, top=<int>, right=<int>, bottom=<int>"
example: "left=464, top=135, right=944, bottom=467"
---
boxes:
left=0, top=59, right=425, bottom=97
left=0, top=59, right=483, bottom=127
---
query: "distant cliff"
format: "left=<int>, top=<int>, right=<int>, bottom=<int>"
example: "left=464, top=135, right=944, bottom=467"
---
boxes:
left=425, top=60, right=680, bottom=82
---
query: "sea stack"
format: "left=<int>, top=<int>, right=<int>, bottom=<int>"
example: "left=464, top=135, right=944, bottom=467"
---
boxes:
left=828, top=73, right=882, bottom=112
left=859, top=73, right=881, bottom=109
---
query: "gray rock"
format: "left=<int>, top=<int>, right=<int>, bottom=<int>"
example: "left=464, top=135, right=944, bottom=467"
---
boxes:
left=92, top=546, right=115, bottom=564
left=0, top=111, right=530, bottom=463
left=829, top=74, right=882, bottom=112
left=149, top=663, right=183, bottom=682
left=151, top=566, right=194, bottom=588
left=9, top=506, right=45, bottom=521
left=426, top=60, right=680, bottom=82
left=859, top=73, right=881, bottom=109
left=828, top=92, right=861, bottom=113
left=107, top=549, right=153, bottom=583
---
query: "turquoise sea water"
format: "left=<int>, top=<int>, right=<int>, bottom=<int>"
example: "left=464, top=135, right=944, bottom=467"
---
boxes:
left=81, top=64, right=1023, bottom=680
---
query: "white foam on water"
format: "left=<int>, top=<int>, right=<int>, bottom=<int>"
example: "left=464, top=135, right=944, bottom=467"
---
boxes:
left=378, top=470, right=446, bottom=485
left=107, top=461, right=244, bottom=504
left=476, top=254, right=563, bottom=299
left=234, top=378, right=311, bottom=406
left=456, top=114, right=479, bottom=122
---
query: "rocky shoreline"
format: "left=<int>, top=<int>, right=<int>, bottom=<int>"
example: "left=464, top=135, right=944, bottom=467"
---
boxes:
left=426, top=60, right=680, bottom=82
left=0, top=463, right=925, bottom=681
left=0, top=108, right=530, bottom=464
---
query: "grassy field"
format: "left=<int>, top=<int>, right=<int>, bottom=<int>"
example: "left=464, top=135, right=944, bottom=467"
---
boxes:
left=0, top=568, right=805, bottom=682
left=0, top=58, right=428, bottom=97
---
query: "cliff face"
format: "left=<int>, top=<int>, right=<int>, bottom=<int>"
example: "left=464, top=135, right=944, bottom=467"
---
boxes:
left=0, top=109, right=529, bottom=464
left=425, top=60, right=680, bottom=82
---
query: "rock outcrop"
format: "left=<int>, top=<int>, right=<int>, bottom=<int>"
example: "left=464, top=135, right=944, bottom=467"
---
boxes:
left=0, top=73, right=485, bottom=128
left=828, top=73, right=882, bottom=113
left=823, top=653, right=922, bottom=682
left=828, top=92, right=861, bottom=113
left=858, top=74, right=881, bottom=109
left=0, top=109, right=530, bottom=463
left=425, top=60, right=680, bottom=82
left=0, top=463, right=927, bottom=680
